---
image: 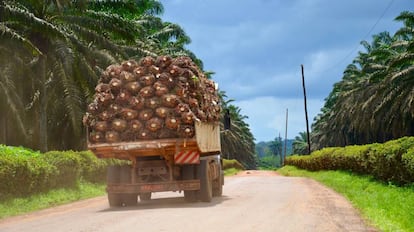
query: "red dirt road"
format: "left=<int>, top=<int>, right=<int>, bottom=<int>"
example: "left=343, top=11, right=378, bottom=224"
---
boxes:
left=0, top=171, right=376, bottom=232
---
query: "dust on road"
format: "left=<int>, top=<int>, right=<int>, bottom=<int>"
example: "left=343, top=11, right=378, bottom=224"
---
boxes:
left=0, top=171, right=377, bottom=232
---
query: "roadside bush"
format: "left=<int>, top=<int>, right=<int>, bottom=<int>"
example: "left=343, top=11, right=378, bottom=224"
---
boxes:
left=403, top=147, right=414, bottom=178
left=0, top=152, right=56, bottom=199
left=285, top=137, right=414, bottom=185
left=41, top=151, right=82, bottom=189
left=76, top=151, right=126, bottom=183
left=77, top=151, right=107, bottom=183
left=0, top=145, right=131, bottom=200
left=223, top=159, right=245, bottom=170
left=258, top=155, right=281, bottom=169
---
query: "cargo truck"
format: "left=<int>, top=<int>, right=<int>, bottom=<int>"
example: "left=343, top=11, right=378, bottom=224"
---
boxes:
left=88, top=120, right=226, bottom=206
left=85, top=56, right=228, bottom=206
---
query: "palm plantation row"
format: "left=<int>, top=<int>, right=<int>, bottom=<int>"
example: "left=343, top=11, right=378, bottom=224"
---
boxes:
left=242, top=11, right=414, bottom=158
left=309, top=11, right=414, bottom=151
left=2, top=1, right=413, bottom=166
left=224, top=10, right=414, bottom=158
left=0, top=0, right=256, bottom=168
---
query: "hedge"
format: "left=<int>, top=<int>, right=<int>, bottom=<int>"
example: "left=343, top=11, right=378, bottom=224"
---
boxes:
left=223, top=159, right=245, bottom=170
left=0, top=153, right=56, bottom=198
left=285, top=137, right=414, bottom=185
left=0, top=148, right=122, bottom=200
left=2, top=148, right=246, bottom=200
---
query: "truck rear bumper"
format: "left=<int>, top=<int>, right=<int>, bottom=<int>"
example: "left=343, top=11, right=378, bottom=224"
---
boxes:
left=107, top=180, right=200, bottom=194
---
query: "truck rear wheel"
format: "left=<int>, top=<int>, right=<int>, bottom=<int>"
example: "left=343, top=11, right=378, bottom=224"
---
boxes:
left=108, top=193, right=122, bottom=207
left=213, top=170, right=223, bottom=197
left=107, top=166, right=122, bottom=207
left=198, top=160, right=212, bottom=202
left=182, top=165, right=198, bottom=202
left=107, top=165, right=120, bottom=183
left=118, top=165, right=137, bottom=206
left=121, top=194, right=138, bottom=206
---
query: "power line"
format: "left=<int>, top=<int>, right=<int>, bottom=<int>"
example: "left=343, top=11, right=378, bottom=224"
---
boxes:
left=362, top=0, right=396, bottom=42
left=317, top=0, right=396, bottom=75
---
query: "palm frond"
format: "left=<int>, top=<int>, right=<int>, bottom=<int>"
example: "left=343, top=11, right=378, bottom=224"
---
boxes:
left=0, top=23, right=42, bottom=55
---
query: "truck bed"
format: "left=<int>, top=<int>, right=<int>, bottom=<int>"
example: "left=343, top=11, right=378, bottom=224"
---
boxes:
left=88, top=138, right=200, bottom=159
left=88, top=121, right=221, bottom=160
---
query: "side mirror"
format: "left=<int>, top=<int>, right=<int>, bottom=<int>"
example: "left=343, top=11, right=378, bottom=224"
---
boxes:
left=224, top=109, right=231, bottom=130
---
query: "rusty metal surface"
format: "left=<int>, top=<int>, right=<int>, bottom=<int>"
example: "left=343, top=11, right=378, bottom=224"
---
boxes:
left=88, top=139, right=199, bottom=160
left=106, top=180, right=200, bottom=193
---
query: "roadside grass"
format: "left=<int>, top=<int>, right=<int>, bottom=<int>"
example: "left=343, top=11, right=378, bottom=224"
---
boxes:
left=224, top=167, right=240, bottom=176
left=1, top=165, right=241, bottom=220
left=278, top=165, right=414, bottom=232
left=223, top=159, right=244, bottom=176
left=0, top=181, right=106, bottom=219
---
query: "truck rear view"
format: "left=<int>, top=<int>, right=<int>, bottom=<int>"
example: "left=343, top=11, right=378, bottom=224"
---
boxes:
left=83, top=56, right=224, bottom=206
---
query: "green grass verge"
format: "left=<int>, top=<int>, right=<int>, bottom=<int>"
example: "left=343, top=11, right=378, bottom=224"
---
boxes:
left=224, top=167, right=241, bottom=176
left=1, top=161, right=243, bottom=220
left=0, top=181, right=106, bottom=219
left=278, top=165, right=414, bottom=232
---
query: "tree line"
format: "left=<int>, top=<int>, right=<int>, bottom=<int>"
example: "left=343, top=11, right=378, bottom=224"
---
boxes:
left=310, top=11, right=414, bottom=151
left=0, top=0, right=256, bottom=168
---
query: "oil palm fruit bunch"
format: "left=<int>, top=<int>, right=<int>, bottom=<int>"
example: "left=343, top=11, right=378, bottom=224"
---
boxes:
left=84, top=56, right=221, bottom=143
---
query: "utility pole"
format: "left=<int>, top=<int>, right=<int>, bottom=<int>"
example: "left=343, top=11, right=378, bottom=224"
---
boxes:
left=278, top=133, right=282, bottom=166
left=284, top=108, right=288, bottom=165
left=301, top=65, right=311, bottom=155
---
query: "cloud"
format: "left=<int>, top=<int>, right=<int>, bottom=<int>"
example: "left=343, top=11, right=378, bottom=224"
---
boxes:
left=234, top=96, right=324, bottom=142
left=302, top=48, right=355, bottom=97
left=218, top=48, right=353, bottom=102
left=160, top=0, right=414, bottom=141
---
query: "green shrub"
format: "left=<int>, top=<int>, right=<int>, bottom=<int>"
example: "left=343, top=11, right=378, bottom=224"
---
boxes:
left=0, top=146, right=127, bottom=200
left=285, top=137, right=414, bottom=185
left=403, top=147, right=414, bottom=178
left=259, top=155, right=281, bottom=169
left=0, top=145, right=41, bottom=157
left=76, top=151, right=107, bottom=183
left=0, top=149, right=56, bottom=199
left=41, top=151, right=82, bottom=188
left=223, top=159, right=245, bottom=170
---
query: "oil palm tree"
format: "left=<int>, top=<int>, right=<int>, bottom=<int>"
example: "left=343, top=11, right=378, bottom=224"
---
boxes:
left=220, top=99, right=256, bottom=169
left=311, top=11, right=414, bottom=149
left=293, top=132, right=309, bottom=155
left=1, top=0, right=253, bottom=158
left=2, top=0, right=136, bottom=151
left=0, top=0, right=177, bottom=151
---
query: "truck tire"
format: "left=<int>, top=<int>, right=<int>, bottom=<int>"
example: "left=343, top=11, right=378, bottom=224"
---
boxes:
left=198, top=160, right=212, bottom=202
left=184, top=190, right=198, bottom=202
left=182, top=165, right=198, bottom=202
left=119, top=165, right=131, bottom=183
left=119, top=165, right=137, bottom=206
left=213, top=170, right=223, bottom=197
left=107, top=165, right=120, bottom=184
left=140, top=192, right=152, bottom=201
left=107, top=166, right=122, bottom=207
left=108, top=193, right=122, bottom=207
left=122, top=194, right=138, bottom=206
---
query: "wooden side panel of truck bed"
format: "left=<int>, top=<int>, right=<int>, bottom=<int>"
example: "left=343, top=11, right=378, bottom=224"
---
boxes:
left=195, top=121, right=221, bottom=153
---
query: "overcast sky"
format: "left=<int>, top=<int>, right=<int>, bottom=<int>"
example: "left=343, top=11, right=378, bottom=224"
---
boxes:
left=159, top=0, right=414, bottom=142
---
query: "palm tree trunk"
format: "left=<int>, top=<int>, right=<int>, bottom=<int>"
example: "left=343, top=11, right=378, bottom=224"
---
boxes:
left=0, top=1, right=4, bottom=144
left=0, top=97, right=6, bottom=144
left=0, top=1, right=4, bottom=22
left=39, top=55, right=48, bottom=152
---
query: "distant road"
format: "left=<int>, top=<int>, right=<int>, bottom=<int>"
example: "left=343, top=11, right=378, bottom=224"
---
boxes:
left=0, top=171, right=376, bottom=232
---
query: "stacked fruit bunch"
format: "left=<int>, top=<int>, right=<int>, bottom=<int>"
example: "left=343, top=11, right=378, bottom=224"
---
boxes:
left=83, top=56, right=221, bottom=143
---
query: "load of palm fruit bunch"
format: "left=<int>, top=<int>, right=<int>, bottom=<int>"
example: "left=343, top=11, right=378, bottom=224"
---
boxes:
left=83, top=56, right=221, bottom=143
